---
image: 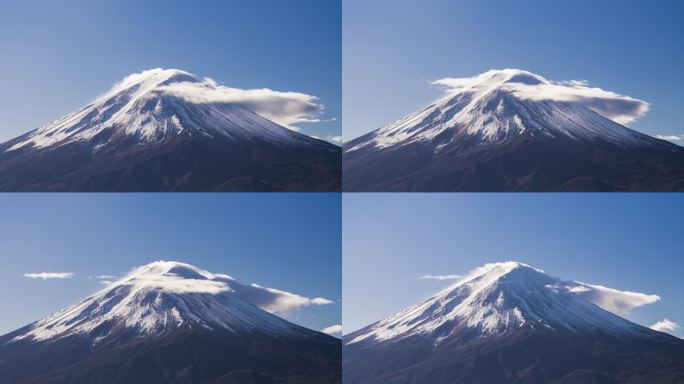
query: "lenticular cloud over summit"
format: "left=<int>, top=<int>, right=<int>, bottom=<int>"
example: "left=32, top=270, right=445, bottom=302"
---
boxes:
left=110, top=68, right=325, bottom=130
left=110, top=261, right=333, bottom=315
left=432, top=69, right=649, bottom=125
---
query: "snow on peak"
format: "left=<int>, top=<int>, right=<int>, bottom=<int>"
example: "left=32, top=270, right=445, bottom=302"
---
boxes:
left=10, top=261, right=316, bottom=344
left=102, top=68, right=201, bottom=100
left=106, top=260, right=235, bottom=295
left=347, top=261, right=656, bottom=346
left=346, top=69, right=652, bottom=152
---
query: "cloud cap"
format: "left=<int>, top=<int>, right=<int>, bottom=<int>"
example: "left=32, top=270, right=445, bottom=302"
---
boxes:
left=432, top=69, right=649, bottom=125
left=114, top=261, right=333, bottom=315
left=110, top=68, right=327, bottom=131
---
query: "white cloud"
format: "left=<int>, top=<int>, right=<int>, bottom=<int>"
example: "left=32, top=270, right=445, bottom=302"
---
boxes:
left=649, top=319, right=680, bottom=332
left=311, top=297, right=334, bottom=305
left=567, top=282, right=660, bottom=316
left=419, top=274, right=462, bottom=280
left=156, top=78, right=325, bottom=130
left=89, top=275, right=116, bottom=286
left=129, top=275, right=232, bottom=295
left=555, top=79, right=589, bottom=87
left=113, top=261, right=334, bottom=316
left=119, top=274, right=332, bottom=314
left=89, top=275, right=116, bottom=280
left=23, top=272, right=74, bottom=280
left=655, top=134, right=684, bottom=142
left=432, top=69, right=649, bottom=125
left=321, top=324, right=342, bottom=335
left=235, top=283, right=333, bottom=314
left=313, top=135, right=343, bottom=145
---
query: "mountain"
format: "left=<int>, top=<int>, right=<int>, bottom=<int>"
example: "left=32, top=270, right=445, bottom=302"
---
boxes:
left=343, top=262, right=684, bottom=384
left=343, top=69, right=684, bottom=191
left=0, top=69, right=340, bottom=191
left=0, top=261, right=341, bottom=384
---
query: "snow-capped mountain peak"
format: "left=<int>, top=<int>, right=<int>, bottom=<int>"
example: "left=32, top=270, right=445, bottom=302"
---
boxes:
left=10, top=261, right=307, bottom=344
left=6, top=68, right=309, bottom=152
left=347, top=261, right=651, bottom=346
left=346, top=68, right=655, bottom=153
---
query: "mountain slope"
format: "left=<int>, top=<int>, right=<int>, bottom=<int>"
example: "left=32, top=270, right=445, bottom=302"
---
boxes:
left=343, top=262, right=684, bottom=384
left=0, top=261, right=341, bottom=384
left=0, top=69, right=340, bottom=191
left=343, top=69, right=684, bottom=191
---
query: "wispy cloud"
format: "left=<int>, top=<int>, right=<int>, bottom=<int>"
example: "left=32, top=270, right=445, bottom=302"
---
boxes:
left=566, top=282, right=660, bottom=316
left=23, top=272, right=74, bottom=280
left=649, top=319, right=680, bottom=333
left=89, top=275, right=116, bottom=279
left=419, top=274, right=462, bottom=280
left=237, top=283, right=333, bottom=315
left=433, top=69, right=649, bottom=125
left=321, top=324, right=342, bottom=335
left=655, top=134, right=684, bottom=142
left=310, top=135, right=342, bottom=145
left=89, top=274, right=116, bottom=286
left=155, top=77, right=324, bottom=131
left=103, top=68, right=332, bottom=131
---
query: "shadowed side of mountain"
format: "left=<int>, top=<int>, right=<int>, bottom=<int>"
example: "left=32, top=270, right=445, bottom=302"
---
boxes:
left=343, top=134, right=684, bottom=191
left=343, top=327, right=684, bottom=384
left=0, top=134, right=341, bottom=191
left=0, top=327, right=341, bottom=384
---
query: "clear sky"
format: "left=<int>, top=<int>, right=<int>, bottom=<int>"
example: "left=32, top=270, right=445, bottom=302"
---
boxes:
left=0, top=193, right=341, bottom=336
left=0, top=0, right=341, bottom=142
left=343, top=193, right=684, bottom=337
left=343, top=0, right=684, bottom=142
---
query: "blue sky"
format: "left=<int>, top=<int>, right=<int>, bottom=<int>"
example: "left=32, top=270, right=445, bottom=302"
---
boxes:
left=343, top=0, right=684, bottom=142
left=343, top=193, right=684, bottom=337
left=0, top=0, right=341, bottom=142
left=0, top=194, right=341, bottom=336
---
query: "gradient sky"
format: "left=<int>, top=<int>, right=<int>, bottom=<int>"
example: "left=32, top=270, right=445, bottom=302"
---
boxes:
left=343, top=193, right=684, bottom=337
left=0, top=0, right=341, bottom=142
left=344, top=0, right=684, bottom=142
left=0, top=193, right=341, bottom=336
